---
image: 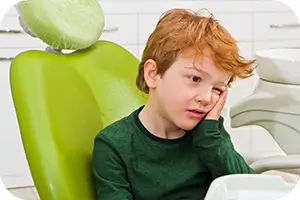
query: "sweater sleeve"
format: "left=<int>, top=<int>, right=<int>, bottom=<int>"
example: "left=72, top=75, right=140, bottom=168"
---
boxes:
left=92, top=135, right=133, bottom=200
left=191, top=116, right=255, bottom=179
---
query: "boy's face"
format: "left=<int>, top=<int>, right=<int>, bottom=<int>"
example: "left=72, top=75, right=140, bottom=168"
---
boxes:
left=145, top=49, right=232, bottom=131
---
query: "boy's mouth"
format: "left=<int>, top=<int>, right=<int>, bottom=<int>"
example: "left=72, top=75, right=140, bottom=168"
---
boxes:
left=187, top=109, right=206, bottom=114
left=186, top=109, right=206, bottom=119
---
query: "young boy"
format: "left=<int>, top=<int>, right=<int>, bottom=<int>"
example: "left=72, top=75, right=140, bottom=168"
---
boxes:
left=92, top=8, right=256, bottom=200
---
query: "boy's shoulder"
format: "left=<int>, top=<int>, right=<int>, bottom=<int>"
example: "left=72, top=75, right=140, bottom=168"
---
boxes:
left=94, top=108, right=139, bottom=146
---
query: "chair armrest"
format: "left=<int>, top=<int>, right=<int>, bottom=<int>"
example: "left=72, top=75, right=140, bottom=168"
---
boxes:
left=250, top=155, right=300, bottom=174
left=241, top=152, right=286, bottom=165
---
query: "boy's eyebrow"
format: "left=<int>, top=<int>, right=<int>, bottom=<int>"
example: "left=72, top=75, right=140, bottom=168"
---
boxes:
left=184, top=66, right=229, bottom=87
left=184, top=66, right=208, bottom=75
left=184, top=66, right=212, bottom=78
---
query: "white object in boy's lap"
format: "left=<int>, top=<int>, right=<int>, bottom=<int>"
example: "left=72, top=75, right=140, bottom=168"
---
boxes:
left=236, top=189, right=290, bottom=200
left=204, top=174, right=295, bottom=200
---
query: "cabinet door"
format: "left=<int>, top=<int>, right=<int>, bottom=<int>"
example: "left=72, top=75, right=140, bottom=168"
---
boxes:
left=99, top=14, right=138, bottom=45
left=0, top=49, right=34, bottom=188
left=254, top=12, right=300, bottom=41
left=254, top=40, right=300, bottom=52
left=0, top=11, right=47, bottom=48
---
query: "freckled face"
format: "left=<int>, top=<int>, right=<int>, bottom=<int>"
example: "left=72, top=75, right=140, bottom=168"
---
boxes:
left=144, top=51, right=232, bottom=131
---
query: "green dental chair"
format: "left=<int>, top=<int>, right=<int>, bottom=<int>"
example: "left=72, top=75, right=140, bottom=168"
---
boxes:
left=9, top=40, right=147, bottom=200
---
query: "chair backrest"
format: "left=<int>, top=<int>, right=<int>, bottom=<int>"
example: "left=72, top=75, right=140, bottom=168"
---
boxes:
left=10, top=40, right=147, bottom=200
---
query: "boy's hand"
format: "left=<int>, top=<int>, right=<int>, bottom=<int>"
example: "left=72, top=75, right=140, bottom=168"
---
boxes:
left=205, top=89, right=228, bottom=120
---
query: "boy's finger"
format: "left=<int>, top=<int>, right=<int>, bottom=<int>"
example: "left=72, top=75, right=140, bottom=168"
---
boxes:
left=218, top=89, right=227, bottom=104
left=216, top=89, right=228, bottom=110
left=222, top=89, right=228, bottom=102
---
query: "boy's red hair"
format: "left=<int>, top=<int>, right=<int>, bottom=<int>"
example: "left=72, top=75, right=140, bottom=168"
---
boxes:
left=136, top=8, right=256, bottom=94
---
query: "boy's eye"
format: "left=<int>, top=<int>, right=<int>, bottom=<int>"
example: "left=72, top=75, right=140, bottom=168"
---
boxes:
left=213, top=88, right=223, bottom=95
left=191, top=76, right=201, bottom=83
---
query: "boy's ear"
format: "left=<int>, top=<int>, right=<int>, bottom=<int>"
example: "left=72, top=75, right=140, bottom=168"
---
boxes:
left=143, top=59, right=158, bottom=89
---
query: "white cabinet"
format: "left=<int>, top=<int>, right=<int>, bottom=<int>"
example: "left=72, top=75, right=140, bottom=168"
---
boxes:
left=0, top=14, right=46, bottom=48
left=254, top=40, right=300, bottom=52
left=100, top=14, right=138, bottom=45
left=253, top=12, right=300, bottom=41
left=100, top=14, right=139, bottom=57
left=213, top=13, right=253, bottom=42
left=238, top=42, right=253, bottom=59
left=138, top=14, right=160, bottom=45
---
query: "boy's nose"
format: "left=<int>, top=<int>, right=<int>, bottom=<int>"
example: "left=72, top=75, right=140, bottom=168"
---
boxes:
left=195, top=91, right=211, bottom=106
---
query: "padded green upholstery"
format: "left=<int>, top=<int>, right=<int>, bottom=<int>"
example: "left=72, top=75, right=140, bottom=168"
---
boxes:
left=9, top=40, right=147, bottom=200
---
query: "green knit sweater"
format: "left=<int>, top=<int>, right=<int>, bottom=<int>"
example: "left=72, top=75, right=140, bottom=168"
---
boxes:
left=92, top=106, right=255, bottom=200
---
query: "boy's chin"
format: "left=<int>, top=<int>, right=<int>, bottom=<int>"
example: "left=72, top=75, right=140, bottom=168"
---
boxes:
left=178, top=120, right=202, bottom=131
